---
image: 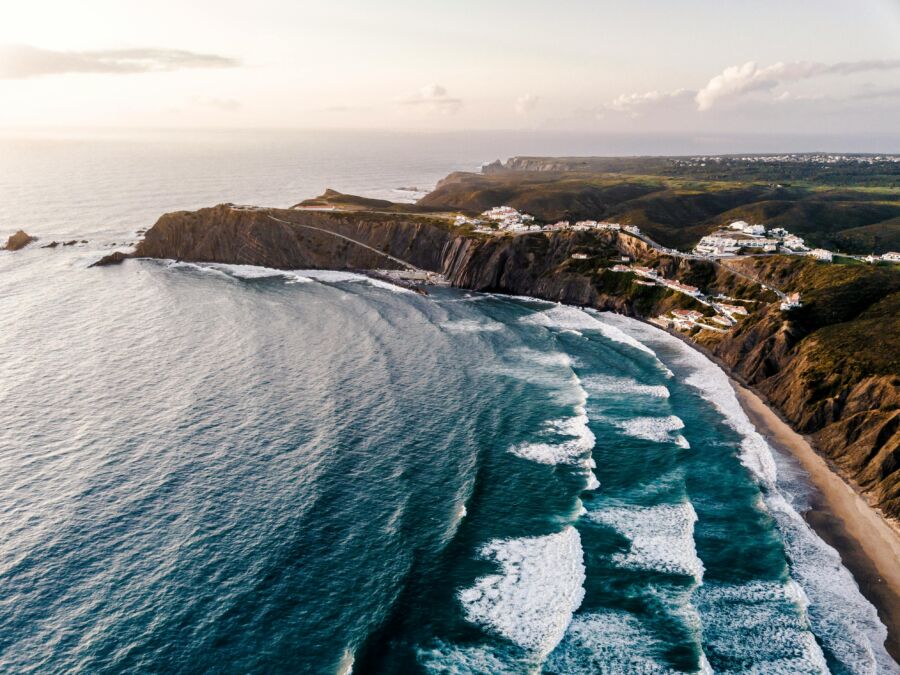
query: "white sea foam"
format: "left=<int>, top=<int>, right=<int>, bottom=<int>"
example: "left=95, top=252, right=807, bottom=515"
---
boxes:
left=695, top=580, right=830, bottom=674
left=195, top=262, right=313, bottom=283
left=590, top=502, right=704, bottom=581
left=599, top=313, right=896, bottom=672
left=582, top=374, right=670, bottom=399
left=547, top=611, right=690, bottom=674
left=766, top=492, right=894, bottom=674
left=440, top=319, right=504, bottom=333
left=509, top=412, right=596, bottom=465
left=336, top=650, right=354, bottom=675
left=611, top=415, right=688, bottom=446
left=296, top=269, right=416, bottom=293
left=201, top=265, right=414, bottom=292
left=163, top=260, right=234, bottom=278
left=520, top=304, right=656, bottom=355
left=417, top=641, right=524, bottom=674
left=459, top=527, right=586, bottom=657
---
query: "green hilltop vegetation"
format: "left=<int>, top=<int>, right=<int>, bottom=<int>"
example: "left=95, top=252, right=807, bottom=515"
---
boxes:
left=417, top=157, right=900, bottom=254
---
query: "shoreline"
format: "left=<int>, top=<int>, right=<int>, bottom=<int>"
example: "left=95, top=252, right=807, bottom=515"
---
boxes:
left=734, top=383, right=900, bottom=662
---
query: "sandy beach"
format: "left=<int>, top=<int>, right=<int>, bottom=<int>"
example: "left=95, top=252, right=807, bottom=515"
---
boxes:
left=735, top=383, right=900, bottom=662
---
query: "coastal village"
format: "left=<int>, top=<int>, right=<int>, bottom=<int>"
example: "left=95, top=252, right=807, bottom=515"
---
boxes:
left=456, top=204, right=897, bottom=336
left=457, top=205, right=899, bottom=265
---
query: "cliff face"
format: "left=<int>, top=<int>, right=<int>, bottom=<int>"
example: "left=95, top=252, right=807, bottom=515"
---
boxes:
left=116, top=202, right=899, bottom=519
left=709, top=263, right=900, bottom=518
left=132, top=205, right=457, bottom=272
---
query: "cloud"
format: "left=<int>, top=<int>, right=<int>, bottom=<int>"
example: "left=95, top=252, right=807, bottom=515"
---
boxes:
left=695, top=59, right=900, bottom=110
left=606, top=88, right=693, bottom=115
left=398, top=83, right=462, bottom=114
left=515, top=93, right=539, bottom=115
left=0, top=44, right=239, bottom=79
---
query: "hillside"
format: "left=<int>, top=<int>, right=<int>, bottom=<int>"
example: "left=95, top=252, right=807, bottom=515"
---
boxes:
left=420, top=161, right=900, bottom=253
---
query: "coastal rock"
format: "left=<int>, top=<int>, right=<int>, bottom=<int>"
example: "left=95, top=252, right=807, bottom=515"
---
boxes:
left=90, top=251, right=130, bottom=267
left=3, top=230, right=36, bottom=251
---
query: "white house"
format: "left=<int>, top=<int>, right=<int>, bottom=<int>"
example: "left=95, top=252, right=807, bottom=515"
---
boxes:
left=728, top=220, right=767, bottom=236
left=882, top=252, right=900, bottom=262
left=780, top=292, right=802, bottom=311
left=782, top=235, right=808, bottom=252
left=807, top=249, right=833, bottom=262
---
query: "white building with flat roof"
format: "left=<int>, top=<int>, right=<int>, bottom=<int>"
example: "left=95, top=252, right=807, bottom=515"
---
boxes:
left=807, top=249, right=833, bottom=262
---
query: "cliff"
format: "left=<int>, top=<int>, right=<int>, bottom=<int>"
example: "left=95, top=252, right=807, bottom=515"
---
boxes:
left=103, top=195, right=899, bottom=520
left=127, top=204, right=458, bottom=272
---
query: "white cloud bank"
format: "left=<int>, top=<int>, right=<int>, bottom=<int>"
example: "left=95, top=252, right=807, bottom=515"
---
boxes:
left=606, top=89, right=693, bottom=114
left=0, top=44, right=239, bottom=79
left=600, top=58, right=900, bottom=120
left=695, top=59, right=900, bottom=110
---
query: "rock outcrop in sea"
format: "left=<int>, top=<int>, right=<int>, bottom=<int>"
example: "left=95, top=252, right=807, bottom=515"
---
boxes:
left=3, top=230, right=36, bottom=251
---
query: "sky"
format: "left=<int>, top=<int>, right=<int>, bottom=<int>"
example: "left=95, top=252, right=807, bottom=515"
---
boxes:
left=1, top=0, right=900, bottom=136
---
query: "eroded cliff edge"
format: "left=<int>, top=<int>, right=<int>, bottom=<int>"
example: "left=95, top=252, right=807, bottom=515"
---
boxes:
left=101, top=200, right=899, bottom=521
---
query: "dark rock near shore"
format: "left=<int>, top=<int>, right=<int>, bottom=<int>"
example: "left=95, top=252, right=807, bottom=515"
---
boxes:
left=90, top=251, right=130, bottom=267
left=3, top=230, right=36, bottom=251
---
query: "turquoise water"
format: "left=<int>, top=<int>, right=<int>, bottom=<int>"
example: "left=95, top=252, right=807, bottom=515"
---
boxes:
left=0, top=132, right=896, bottom=673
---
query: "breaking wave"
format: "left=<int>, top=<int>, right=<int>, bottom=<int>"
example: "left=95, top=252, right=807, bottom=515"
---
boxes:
left=582, top=374, right=670, bottom=399
left=610, top=415, right=689, bottom=447
left=695, top=580, right=829, bottom=674
left=440, top=319, right=504, bottom=333
left=520, top=304, right=656, bottom=355
left=599, top=312, right=894, bottom=673
left=458, top=527, right=586, bottom=657
left=547, top=610, right=706, bottom=675
left=589, top=502, right=705, bottom=582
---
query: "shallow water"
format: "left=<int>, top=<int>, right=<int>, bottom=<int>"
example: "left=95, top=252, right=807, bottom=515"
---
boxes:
left=1, top=132, right=897, bottom=673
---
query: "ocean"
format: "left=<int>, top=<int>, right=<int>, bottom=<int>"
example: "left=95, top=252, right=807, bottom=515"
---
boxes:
left=0, top=130, right=897, bottom=674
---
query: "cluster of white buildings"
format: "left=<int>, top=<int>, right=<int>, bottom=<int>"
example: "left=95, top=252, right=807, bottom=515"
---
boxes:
left=865, top=251, right=900, bottom=264
left=674, top=154, right=900, bottom=167
left=694, top=221, right=897, bottom=266
left=453, top=206, right=538, bottom=232
left=651, top=299, right=754, bottom=333
left=610, top=264, right=702, bottom=298
left=610, top=264, right=763, bottom=331
left=693, top=220, right=827, bottom=259
left=458, top=206, right=640, bottom=237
